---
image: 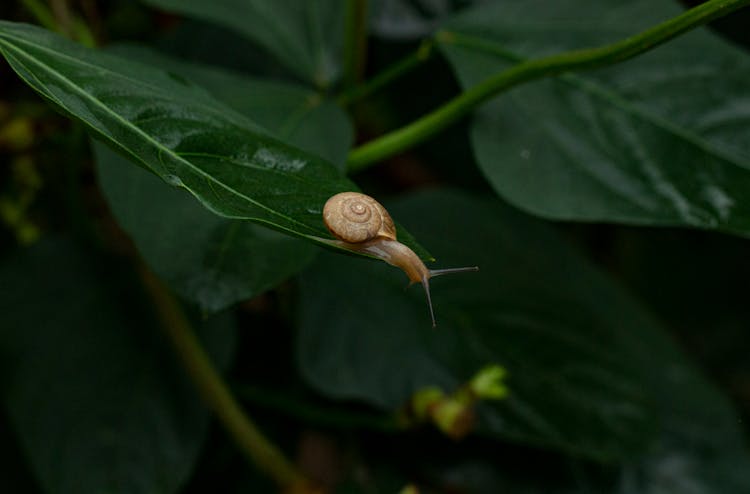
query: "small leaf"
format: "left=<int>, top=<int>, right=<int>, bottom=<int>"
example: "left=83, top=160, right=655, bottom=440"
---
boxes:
left=469, top=365, right=508, bottom=400
left=440, top=0, right=750, bottom=237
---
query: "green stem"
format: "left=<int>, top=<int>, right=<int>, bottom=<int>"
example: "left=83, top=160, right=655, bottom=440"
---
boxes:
left=342, top=0, right=369, bottom=89
left=20, top=0, right=58, bottom=32
left=20, top=0, right=96, bottom=46
left=137, top=264, right=307, bottom=490
left=346, top=0, right=750, bottom=172
left=338, top=39, right=434, bottom=106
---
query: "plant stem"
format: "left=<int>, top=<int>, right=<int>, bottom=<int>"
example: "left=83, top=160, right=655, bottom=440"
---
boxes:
left=342, top=0, right=369, bottom=90
left=346, top=0, right=750, bottom=172
left=49, top=0, right=73, bottom=37
left=137, top=263, right=307, bottom=490
left=338, top=39, right=434, bottom=106
left=20, top=0, right=58, bottom=32
left=20, top=0, right=96, bottom=46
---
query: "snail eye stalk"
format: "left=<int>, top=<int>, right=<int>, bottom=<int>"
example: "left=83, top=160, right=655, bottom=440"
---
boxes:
left=320, top=191, right=478, bottom=327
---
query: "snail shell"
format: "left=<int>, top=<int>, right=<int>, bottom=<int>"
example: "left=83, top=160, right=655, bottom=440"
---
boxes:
left=323, top=192, right=396, bottom=243
left=322, top=192, right=426, bottom=284
left=320, top=191, right=478, bottom=327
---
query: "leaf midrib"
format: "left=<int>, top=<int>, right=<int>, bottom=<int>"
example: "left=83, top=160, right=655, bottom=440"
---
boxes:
left=561, top=72, right=750, bottom=170
left=0, top=33, right=323, bottom=237
left=0, top=26, right=268, bottom=137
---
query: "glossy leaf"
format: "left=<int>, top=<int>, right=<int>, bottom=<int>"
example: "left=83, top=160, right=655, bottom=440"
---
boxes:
left=0, top=237, right=236, bottom=494
left=0, top=21, right=429, bottom=260
left=94, top=47, right=352, bottom=312
left=141, top=0, right=343, bottom=87
left=96, top=142, right=316, bottom=313
left=439, top=0, right=750, bottom=236
left=297, top=189, right=749, bottom=472
left=104, top=45, right=353, bottom=168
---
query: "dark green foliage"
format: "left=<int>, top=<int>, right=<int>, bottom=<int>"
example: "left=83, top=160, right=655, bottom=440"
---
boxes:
left=442, top=0, right=750, bottom=235
left=0, top=238, right=235, bottom=493
left=1, top=1, right=750, bottom=493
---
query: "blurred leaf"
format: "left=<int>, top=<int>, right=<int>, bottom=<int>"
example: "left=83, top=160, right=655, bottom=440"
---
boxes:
left=608, top=228, right=750, bottom=423
left=0, top=412, right=39, bottom=493
left=0, top=237, right=236, bottom=494
left=0, top=22, right=429, bottom=260
left=614, top=447, right=750, bottom=494
left=94, top=47, right=353, bottom=312
left=422, top=446, right=750, bottom=494
left=336, top=421, right=750, bottom=494
left=141, top=0, right=343, bottom=87
left=297, top=188, right=749, bottom=474
left=234, top=384, right=397, bottom=432
left=154, top=20, right=295, bottom=79
left=369, top=0, right=483, bottom=39
left=439, top=0, right=750, bottom=237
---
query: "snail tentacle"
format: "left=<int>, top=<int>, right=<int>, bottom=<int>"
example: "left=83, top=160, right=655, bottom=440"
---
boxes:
left=321, top=191, right=477, bottom=327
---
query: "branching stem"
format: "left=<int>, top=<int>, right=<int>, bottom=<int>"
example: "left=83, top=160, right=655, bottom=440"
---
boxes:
left=342, top=0, right=369, bottom=90
left=346, top=0, right=750, bottom=172
left=338, top=39, right=434, bottom=106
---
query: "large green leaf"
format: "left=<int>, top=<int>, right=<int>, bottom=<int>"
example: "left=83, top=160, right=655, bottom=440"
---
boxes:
left=0, top=237, right=236, bottom=493
left=94, top=47, right=352, bottom=312
left=103, top=44, right=353, bottom=168
left=296, top=189, right=750, bottom=477
left=96, top=143, right=317, bottom=313
left=439, top=0, right=750, bottom=236
left=141, top=0, right=343, bottom=87
left=0, top=21, right=429, bottom=260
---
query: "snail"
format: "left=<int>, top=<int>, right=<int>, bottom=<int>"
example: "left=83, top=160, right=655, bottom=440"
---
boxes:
left=318, top=192, right=478, bottom=327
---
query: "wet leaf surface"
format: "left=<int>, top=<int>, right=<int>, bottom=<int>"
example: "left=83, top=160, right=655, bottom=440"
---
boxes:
left=440, top=0, right=750, bottom=237
left=0, top=22, right=429, bottom=260
left=93, top=46, right=353, bottom=312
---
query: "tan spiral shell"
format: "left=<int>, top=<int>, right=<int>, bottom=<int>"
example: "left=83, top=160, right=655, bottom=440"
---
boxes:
left=323, top=192, right=397, bottom=243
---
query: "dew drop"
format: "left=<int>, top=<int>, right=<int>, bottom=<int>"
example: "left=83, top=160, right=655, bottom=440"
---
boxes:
left=164, top=174, right=184, bottom=187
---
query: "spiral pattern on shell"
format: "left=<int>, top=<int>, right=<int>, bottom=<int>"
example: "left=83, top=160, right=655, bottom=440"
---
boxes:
left=323, top=192, right=396, bottom=243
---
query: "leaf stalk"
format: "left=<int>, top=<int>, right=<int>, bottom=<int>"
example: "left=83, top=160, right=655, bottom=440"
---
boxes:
left=338, top=39, right=434, bottom=106
left=342, top=0, right=369, bottom=90
left=346, top=0, right=750, bottom=172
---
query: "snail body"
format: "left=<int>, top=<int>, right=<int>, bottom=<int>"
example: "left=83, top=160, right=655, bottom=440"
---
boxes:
left=321, top=192, right=478, bottom=327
